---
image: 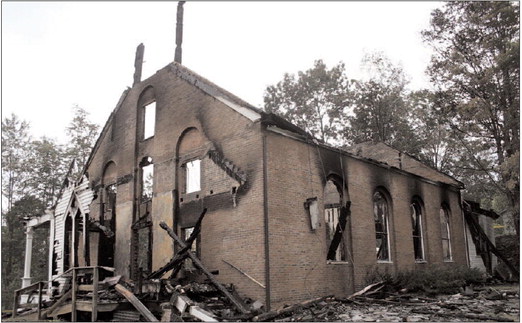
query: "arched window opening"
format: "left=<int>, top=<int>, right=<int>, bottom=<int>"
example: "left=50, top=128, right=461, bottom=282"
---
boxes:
left=374, top=190, right=391, bottom=261
left=140, top=157, right=154, bottom=201
left=440, top=205, right=452, bottom=261
left=143, top=101, right=156, bottom=140
left=324, top=179, right=347, bottom=262
left=411, top=200, right=425, bottom=262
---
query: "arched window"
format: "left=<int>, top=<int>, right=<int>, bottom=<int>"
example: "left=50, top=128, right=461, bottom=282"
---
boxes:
left=138, top=86, right=156, bottom=141
left=324, top=179, right=346, bottom=262
left=140, top=157, right=154, bottom=201
left=373, top=190, right=391, bottom=261
left=440, top=205, right=452, bottom=261
left=411, top=199, right=425, bottom=261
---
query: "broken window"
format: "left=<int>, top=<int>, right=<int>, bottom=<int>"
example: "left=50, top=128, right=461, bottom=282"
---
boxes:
left=374, top=191, right=390, bottom=261
left=411, top=200, right=425, bottom=261
left=440, top=206, right=452, bottom=261
left=141, top=157, right=154, bottom=201
left=143, top=101, right=156, bottom=140
left=324, top=180, right=347, bottom=262
left=186, top=159, right=201, bottom=193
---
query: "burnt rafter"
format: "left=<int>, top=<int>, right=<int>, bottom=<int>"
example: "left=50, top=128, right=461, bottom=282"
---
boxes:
left=463, top=201, right=518, bottom=277
left=147, top=208, right=207, bottom=279
left=207, top=150, right=247, bottom=185
left=327, top=201, right=351, bottom=261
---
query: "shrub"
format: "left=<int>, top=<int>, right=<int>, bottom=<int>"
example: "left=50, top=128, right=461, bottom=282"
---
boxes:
left=364, top=265, right=486, bottom=295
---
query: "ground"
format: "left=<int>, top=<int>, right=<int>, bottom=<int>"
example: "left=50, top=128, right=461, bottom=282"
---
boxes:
left=266, top=284, right=519, bottom=322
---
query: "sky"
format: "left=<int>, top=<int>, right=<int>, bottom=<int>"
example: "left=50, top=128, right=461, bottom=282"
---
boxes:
left=2, top=1, right=442, bottom=143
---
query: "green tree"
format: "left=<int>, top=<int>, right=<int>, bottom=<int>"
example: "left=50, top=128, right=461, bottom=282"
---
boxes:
left=423, top=1, right=520, bottom=234
left=347, top=52, right=420, bottom=155
left=1, top=114, right=32, bottom=212
left=65, top=105, right=100, bottom=179
left=264, top=60, right=351, bottom=145
left=26, top=137, right=67, bottom=207
left=408, top=90, right=459, bottom=173
left=1, top=196, right=45, bottom=310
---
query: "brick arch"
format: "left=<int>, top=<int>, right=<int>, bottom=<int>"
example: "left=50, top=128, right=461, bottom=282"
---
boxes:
left=102, top=161, right=117, bottom=185
left=137, top=85, right=156, bottom=107
left=176, top=127, right=206, bottom=157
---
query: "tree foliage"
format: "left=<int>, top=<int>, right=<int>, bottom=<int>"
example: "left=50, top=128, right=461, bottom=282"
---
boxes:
left=348, top=52, right=420, bottom=155
left=264, top=60, right=351, bottom=145
left=423, top=1, right=520, bottom=234
left=65, top=105, right=100, bottom=179
left=1, top=106, right=100, bottom=309
left=1, top=114, right=32, bottom=212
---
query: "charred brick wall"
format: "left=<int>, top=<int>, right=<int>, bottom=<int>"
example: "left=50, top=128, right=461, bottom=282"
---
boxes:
left=265, top=131, right=467, bottom=307
left=86, top=64, right=267, bottom=303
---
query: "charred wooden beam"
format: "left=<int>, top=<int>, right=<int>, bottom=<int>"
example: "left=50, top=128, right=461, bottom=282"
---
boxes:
left=159, top=218, right=249, bottom=314
left=115, top=284, right=159, bottom=322
left=327, top=202, right=350, bottom=260
left=464, top=208, right=519, bottom=277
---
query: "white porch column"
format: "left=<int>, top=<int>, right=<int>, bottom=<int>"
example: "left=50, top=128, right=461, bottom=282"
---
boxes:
left=21, top=226, right=34, bottom=288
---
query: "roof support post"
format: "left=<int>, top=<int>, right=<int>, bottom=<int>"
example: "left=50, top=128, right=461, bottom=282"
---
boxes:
left=21, top=227, right=34, bottom=288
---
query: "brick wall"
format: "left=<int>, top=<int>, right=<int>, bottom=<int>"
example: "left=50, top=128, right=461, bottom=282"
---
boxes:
left=265, top=131, right=468, bottom=307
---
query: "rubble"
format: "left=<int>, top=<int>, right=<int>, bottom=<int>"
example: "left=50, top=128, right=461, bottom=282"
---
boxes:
left=252, top=284, right=519, bottom=322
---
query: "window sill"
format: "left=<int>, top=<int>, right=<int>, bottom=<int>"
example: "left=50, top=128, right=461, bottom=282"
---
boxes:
left=443, top=259, right=454, bottom=263
left=415, top=260, right=427, bottom=264
left=377, top=260, right=393, bottom=264
left=326, top=261, right=350, bottom=265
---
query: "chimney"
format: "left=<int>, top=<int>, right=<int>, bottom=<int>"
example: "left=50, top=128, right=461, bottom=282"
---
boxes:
left=174, top=1, right=185, bottom=64
left=133, top=43, right=145, bottom=86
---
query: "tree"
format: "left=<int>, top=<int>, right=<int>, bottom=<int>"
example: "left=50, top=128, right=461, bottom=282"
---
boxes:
left=1, top=114, right=32, bottom=212
left=1, top=196, right=45, bottom=310
left=264, top=60, right=351, bottom=145
left=347, top=52, right=420, bottom=155
left=423, top=2, right=520, bottom=234
left=65, top=105, right=100, bottom=179
left=26, top=137, right=67, bottom=207
left=408, top=90, right=459, bottom=173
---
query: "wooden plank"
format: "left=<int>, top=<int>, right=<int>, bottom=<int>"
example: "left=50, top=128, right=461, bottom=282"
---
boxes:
left=114, top=284, right=159, bottom=322
left=37, top=281, right=43, bottom=320
left=92, top=267, right=99, bottom=322
left=189, top=306, right=218, bottom=322
left=160, top=221, right=249, bottom=314
left=43, top=289, right=72, bottom=318
left=253, top=295, right=331, bottom=322
left=72, top=269, right=77, bottom=322
left=174, top=295, right=193, bottom=314
left=12, top=290, right=19, bottom=318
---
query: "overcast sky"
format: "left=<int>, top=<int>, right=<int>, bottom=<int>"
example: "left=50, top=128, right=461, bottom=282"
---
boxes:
left=2, top=1, right=442, bottom=143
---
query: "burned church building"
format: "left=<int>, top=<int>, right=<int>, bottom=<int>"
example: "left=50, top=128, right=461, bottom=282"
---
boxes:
left=28, top=49, right=479, bottom=309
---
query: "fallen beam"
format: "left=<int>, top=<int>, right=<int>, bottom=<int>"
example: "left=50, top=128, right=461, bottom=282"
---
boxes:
left=159, top=220, right=249, bottom=314
left=114, top=284, right=158, bottom=322
left=190, top=305, right=219, bottom=322
left=43, top=289, right=72, bottom=318
left=252, top=295, right=332, bottom=322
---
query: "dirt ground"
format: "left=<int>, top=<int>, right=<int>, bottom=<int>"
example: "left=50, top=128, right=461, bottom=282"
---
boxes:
left=266, top=284, right=519, bottom=322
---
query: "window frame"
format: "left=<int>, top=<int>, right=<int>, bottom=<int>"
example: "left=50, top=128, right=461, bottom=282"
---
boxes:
left=440, top=205, right=453, bottom=262
left=142, top=101, right=156, bottom=140
left=185, top=159, right=201, bottom=194
left=411, top=200, right=426, bottom=262
left=373, top=190, right=392, bottom=263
